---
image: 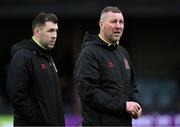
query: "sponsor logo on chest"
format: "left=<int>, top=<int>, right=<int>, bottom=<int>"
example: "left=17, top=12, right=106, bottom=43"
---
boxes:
left=106, top=58, right=130, bottom=69
left=40, top=63, right=47, bottom=71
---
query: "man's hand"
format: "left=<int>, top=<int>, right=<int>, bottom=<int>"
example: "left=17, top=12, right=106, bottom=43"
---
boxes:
left=131, top=105, right=142, bottom=119
left=126, top=101, right=142, bottom=119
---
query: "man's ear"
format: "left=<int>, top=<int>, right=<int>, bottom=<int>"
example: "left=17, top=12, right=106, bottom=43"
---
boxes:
left=34, top=27, right=41, bottom=37
left=99, top=21, right=103, bottom=28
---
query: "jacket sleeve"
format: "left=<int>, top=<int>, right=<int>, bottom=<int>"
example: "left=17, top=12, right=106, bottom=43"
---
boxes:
left=130, top=65, right=141, bottom=104
left=75, top=47, right=126, bottom=115
left=121, top=46, right=141, bottom=105
left=7, top=51, right=43, bottom=123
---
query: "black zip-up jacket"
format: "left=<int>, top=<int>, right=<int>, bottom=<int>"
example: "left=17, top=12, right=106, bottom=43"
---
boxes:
left=7, top=39, right=65, bottom=126
left=74, top=32, right=140, bottom=126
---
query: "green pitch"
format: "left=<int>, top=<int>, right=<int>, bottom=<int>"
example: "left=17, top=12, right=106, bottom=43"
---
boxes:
left=0, top=115, right=13, bottom=127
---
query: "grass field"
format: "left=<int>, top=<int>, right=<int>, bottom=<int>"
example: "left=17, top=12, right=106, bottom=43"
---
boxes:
left=0, top=115, right=13, bottom=127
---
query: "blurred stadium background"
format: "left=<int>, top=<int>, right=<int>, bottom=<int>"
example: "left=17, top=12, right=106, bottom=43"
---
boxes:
left=0, top=0, right=180, bottom=126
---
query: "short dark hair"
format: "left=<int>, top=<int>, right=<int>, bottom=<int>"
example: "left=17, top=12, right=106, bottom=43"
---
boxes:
left=101, top=6, right=121, bottom=14
left=32, top=12, right=58, bottom=32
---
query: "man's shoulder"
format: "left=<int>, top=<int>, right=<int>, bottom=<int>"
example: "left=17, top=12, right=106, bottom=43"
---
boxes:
left=12, top=46, right=36, bottom=62
left=81, top=43, right=101, bottom=55
left=12, top=39, right=35, bottom=54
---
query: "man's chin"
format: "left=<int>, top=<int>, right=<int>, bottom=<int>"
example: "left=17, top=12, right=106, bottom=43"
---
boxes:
left=47, top=47, right=54, bottom=50
left=112, top=36, right=120, bottom=41
left=113, top=39, right=120, bottom=43
left=48, top=45, right=55, bottom=49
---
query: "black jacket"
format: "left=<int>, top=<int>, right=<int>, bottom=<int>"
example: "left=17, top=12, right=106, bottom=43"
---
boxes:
left=7, top=39, right=65, bottom=126
left=74, top=32, right=140, bottom=126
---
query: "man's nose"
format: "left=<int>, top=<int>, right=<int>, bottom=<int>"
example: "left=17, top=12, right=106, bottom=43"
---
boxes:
left=52, top=32, right=57, bottom=38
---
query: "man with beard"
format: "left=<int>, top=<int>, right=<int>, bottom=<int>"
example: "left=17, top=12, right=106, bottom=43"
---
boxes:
left=7, top=12, right=65, bottom=126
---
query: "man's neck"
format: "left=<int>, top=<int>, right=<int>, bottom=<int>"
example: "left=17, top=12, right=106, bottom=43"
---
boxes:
left=98, top=34, right=112, bottom=46
left=98, top=34, right=119, bottom=46
left=32, top=36, right=47, bottom=50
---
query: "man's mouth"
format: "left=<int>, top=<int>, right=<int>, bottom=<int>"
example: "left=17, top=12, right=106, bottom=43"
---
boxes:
left=49, top=42, right=55, bottom=46
left=114, top=30, right=121, bottom=33
left=50, top=40, right=56, bottom=43
left=114, top=31, right=121, bottom=36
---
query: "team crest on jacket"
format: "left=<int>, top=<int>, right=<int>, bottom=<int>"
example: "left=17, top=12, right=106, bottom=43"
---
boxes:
left=107, top=60, right=115, bottom=68
left=40, top=63, right=47, bottom=70
left=124, top=58, right=130, bottom=69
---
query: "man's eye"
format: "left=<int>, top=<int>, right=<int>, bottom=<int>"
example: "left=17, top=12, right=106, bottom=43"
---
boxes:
left=48, top=29, right=57, bottom=32
left=120, top=20, right=124, bottom=24
left=111, top=20, right=117, bottom=23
